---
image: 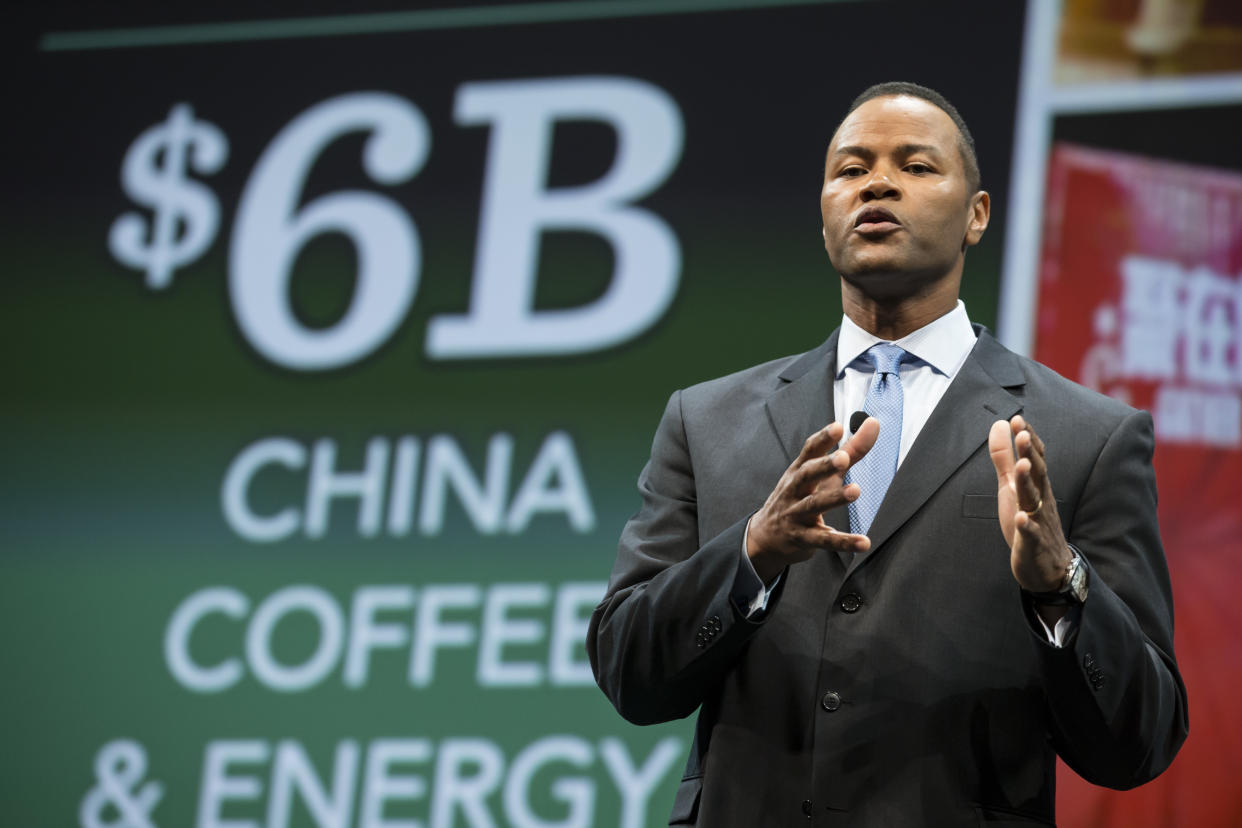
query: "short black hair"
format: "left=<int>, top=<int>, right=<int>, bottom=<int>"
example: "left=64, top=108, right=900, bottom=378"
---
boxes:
left=840, top=82, right=981, bottom=193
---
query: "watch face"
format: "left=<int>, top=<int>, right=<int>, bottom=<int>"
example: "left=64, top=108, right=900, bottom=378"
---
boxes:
left=1068, top=558, right=1089, bottom=603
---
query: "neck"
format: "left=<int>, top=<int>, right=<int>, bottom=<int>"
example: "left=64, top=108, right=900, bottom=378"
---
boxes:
left=840, top=278, right=959, bottom=340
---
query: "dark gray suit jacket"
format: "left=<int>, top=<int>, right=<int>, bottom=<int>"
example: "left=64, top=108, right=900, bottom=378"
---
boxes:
left=588, top=327, right=1187, bottom=827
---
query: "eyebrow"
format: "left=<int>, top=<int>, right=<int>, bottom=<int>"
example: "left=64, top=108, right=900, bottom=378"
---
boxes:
left=830, top=143, right=944, bottom=161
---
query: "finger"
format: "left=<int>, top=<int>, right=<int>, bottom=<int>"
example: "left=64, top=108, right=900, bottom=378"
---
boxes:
left=1016, top=429, right=1049, bottom=495
left=1013, top=456, right=1042, bottom=512
left=840, top=416, right=880, bottom=464
left=791, top=448, right=851, bottom=490
left=797, top=481, right=860, bottom=515
left=1013, top=506, right=1047, bottom=540
left=795, top=421, right=844, bottom=465
left=802, top=525, right=871, bottom=552
left=987, top=419, right=1015, bottom=484
left=1023, top=419, right=1047, bottom=456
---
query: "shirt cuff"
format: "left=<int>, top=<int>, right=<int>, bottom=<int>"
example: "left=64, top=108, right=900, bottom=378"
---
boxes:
left=1034, top=604, right=1082, bottom=647
left=733, top=519, right=782, bottom=618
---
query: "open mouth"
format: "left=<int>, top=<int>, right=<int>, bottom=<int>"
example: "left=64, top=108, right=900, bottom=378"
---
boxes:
left=854, top=207, right=900, bottom=233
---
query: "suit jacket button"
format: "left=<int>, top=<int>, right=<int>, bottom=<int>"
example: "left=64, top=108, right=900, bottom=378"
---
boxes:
left=802, top=799, right=814, bottom=817
left=839, top=593, right=863, bottom=613
left=821, top=690, right=842, bottom=712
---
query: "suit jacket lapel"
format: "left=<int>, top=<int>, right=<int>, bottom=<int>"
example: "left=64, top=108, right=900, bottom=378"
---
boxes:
left=763, top=330, right=852, bottom=538
left=764, top=331, right=838, bottom=465
left=851, top=329, right=1025, bottom=571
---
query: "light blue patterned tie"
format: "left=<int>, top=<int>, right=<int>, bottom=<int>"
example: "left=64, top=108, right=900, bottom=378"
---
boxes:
left=846, top=343, right=908, bottom=536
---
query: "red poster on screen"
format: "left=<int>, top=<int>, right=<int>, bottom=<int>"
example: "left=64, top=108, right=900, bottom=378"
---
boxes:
left=1036, top=143, right=1242, bottom=826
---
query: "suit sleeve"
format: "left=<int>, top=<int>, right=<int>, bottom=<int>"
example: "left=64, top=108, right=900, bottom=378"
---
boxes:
left=1035, top=409, right=1188, bottom=788
left=587, top=390, right=782, bottom=725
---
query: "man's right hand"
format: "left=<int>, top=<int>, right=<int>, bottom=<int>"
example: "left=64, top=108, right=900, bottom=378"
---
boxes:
left=746, top=418, right=880, bottom=582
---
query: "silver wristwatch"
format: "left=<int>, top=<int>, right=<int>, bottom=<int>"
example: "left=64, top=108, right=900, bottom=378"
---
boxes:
left=1023, top=548, right=1089, bottom=606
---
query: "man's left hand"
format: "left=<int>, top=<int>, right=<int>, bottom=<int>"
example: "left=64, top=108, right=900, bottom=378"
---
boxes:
left=988, top=415, right=1074, bottom=605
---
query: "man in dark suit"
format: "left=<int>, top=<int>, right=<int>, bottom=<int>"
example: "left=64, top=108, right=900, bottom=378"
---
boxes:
left=587, top=83, right=1187, bottom=826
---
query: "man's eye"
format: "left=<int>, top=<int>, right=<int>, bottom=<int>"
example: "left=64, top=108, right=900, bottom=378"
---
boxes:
left=839, top=166, right=866, bottom=177
left=906, top=163, right=933, bottom=174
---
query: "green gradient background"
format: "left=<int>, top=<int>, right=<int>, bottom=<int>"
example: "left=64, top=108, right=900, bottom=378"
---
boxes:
left=3, top=2, right=1022, bottom=825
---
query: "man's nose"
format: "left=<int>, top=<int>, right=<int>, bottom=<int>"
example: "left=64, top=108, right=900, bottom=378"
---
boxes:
left=860, top=170, right=899, bottom=201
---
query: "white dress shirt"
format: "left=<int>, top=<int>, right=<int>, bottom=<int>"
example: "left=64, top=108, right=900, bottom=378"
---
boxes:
left=834, top=299, right=974, bottom=459
left=734, top=302, right=1076, bottom=645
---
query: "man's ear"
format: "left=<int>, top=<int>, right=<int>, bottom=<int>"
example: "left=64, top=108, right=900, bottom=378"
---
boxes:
left=963, top=190, right=990, bottom=250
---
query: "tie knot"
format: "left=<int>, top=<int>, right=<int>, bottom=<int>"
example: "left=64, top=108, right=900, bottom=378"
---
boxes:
left=864, top=343, right=907, bottom=376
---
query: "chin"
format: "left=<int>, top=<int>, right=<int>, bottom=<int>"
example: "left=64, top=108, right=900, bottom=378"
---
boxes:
left=839, top=265, right=923, bottom=302
left=840, top=259, right=906, bottom=282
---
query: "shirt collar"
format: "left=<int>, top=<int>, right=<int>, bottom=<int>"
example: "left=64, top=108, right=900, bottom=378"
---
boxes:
left=835, top=300, right=976, bottom=379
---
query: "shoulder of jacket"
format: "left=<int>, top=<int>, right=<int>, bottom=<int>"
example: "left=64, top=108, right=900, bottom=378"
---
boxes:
left=677, top=351, right=810, bottom=406
left=1013, top=352, right=1141, bottom=421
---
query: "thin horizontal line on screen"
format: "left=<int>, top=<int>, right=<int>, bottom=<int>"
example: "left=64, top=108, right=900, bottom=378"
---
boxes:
left=40, top=0, right=847, bottom=52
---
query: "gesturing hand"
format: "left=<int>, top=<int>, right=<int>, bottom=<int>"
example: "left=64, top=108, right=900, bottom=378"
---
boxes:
left=746, top=418, right=880, bottom=582
left=987, top=415, right=1073, bottom=594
